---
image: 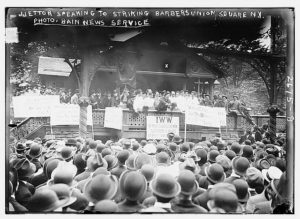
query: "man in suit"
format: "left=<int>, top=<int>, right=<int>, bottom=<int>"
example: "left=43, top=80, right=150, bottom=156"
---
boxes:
left=239, top=129, right=255, bottom=144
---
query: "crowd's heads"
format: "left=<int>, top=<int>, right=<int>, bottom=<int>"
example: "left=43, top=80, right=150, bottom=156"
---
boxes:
left=119, top=171, right=147, bottom=201
left=232, top=157, right=250, bottom=177
left=208, top=182, right=241, bottom=213
left=205, top=163, right=226, bottom=184
left=117, top=150, right=130, bottom=165
left=177, top=170, right=199, bottom=196
left=140, top=164, right=155, bottom=182
left=150, top=173, right=181, bottom=200
left=83, top=174, right=118, bottom=203
left=195, top=148, right=208, bottom=165
left=27, top=188, right=68, bottom=212
left=246, top=167, right=264, bottom=194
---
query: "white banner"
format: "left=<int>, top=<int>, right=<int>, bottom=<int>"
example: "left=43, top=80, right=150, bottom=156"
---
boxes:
left=50, top=104, right=93, bottom=126
left=104, top=107, right=123, bottom=130
left=146, top=116, right=179, bottom=140
left=186, top=106, right=227, bottom=128
left=215, top=107, right=227, bottom=127
left=13, top=95, right=60, bottom=118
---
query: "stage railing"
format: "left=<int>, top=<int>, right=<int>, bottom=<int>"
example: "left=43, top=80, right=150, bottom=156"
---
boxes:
left=10, top=109, right=286, bottom=140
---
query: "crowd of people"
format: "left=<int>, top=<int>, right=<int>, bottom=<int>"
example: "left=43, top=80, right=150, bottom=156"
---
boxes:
left=8, top=126, right=291, bottom=213
left=15, top=85, right=251, bottom=116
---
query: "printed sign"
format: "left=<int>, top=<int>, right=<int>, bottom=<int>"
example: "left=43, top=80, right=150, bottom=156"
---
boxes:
left=104, top=107, right=123, bottom=130
left=13, top=95, right=60, bottom=117
left=146, top=116, right=179, bottom=140
left=186, top=105, right=226, bottom=128
left=50, top=104, right=93, bottom=126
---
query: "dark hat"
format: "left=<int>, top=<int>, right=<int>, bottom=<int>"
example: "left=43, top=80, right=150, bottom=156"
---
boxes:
left=140, top=140, right=147, bottom=147
left=225, top=150, right=236, bottom=160
left=73, top=153, right=87, bottom=171
left=44, top=158, right=63, bottom=179
left=96, top=143, right=106, bottom=153
left=195, top=148, right=208, bottom=165
left=168, top=142, right=178, bottom=152
left=68, top=188, right=89, bottom=211
left=167, top=132, right=175, bottom=139
left=60, top=146, right=76, bottom=160
left=217, top=142, right=226, bottom=151
left=27, top=188, right=68, bottom=212
left=262, top=166, right=282, bottom=183
left=208, top=150, right=220, bottom=163
left=117, top=150, right=130, bottom=164
left=139, top=164, right=155, bottom=182
left=88, top=141, right=97, bottom=150
left=205, top=163, right=226, bottom=184
left=104, top=155, right=118, bottom=171
left=27, top=143, right=43, bottom=158
left=180, top=142, right=190, bottom=153
left=232, top=156, right=250, bottom=176
left=150, top=173, right=181, bottom=199
left=65, top=138, right=77, bottom=147
left=246, top=167, right=264, bottom=192
left=231, top=143, right=242, bottom=155
left=244, top=140, right=252, bottom=145
left=11, top=157, right=36, bottom=179
left=242, top=145, right=254, bottom=159
left=49, top=184, right=77, bottom=208
left=132, top=142, right=140, bottom=151
left=173, top=135, right=183, bottom=144
left=119, top=170, right=147, bottom=201
left=87, top=153, right=108, bottom=171
left=275, top=158, right=286, bottom=172
left=232, top=179, right=250, bottom=203
left=94, top=200, right=118, bottom=213
left=222, top=95, right=228, bottom=99
left=207, top=187, right=242, bottom=213
left=156, top=152, right=170, bottom=165
left=15, top=142, right=29, bottom=153
left=134, top=153, right=153, bottom=170
left=177, top=170, right=199, bottom=195
left=101, top=148, right=113, bottom=157
left=83, top=174, right=118, bottom=203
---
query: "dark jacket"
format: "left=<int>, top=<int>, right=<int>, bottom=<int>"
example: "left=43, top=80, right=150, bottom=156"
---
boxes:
left=171, top=197, right=208, bottom=213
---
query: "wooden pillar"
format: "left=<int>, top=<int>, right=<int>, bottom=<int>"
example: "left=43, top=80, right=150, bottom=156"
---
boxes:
left=267, top=16, right=280, bottom=143
left=208, top=79, right=214, bottom=99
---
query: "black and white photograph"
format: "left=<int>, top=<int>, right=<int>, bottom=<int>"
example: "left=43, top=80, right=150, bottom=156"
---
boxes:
left=4, top=4, right=295, bottom=215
